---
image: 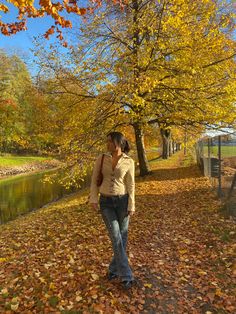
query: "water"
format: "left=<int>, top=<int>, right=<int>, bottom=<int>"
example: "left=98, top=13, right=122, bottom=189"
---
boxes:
left=0, top=169, right=79, bottom=224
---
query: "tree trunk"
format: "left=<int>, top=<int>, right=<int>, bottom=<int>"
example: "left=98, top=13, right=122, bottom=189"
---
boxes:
left=184, top=128, right=187, bottom=155
left=160, top=128, right=171, bottom=159
left=131, top=0, right=150, bottom=176
left=133, top=122, right=150, bottom=176
left=169, top=139, right=172, bottom=157
left=176, top=143, right=181, bottom=151
left=172, top=141, right=175, bottom=154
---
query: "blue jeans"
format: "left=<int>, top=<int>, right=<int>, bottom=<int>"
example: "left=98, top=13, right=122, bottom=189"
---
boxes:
left=99, top=194, right=133, bottom=281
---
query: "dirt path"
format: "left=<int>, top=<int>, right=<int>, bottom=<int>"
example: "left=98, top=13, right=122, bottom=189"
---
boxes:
left=0, top=152, right=235, bottom=313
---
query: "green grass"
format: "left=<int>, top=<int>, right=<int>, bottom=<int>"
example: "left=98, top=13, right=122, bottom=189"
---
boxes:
left=180, top=154, right=195, bottom=167
left=203, top=145, right=236, bottom=157
left=0, top=156, right=50, bottom=167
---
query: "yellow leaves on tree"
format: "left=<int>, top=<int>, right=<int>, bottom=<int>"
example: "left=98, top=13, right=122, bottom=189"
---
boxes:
left=0, top=4, right=9, bottom=13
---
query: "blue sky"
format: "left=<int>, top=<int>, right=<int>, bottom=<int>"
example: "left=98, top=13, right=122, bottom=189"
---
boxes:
left=0, top=1, right=86, bottom=53
left=0, top=18, right=55, bottom=51
left=0, top=1, right=84, bottom=75
left=0, top=2, right=56, bottom=52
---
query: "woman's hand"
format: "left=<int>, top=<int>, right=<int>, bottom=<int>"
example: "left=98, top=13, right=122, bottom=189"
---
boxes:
left=91, top=203, right=99, bottom=210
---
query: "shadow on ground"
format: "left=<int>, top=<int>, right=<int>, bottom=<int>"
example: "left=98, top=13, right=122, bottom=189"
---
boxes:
left=138, top=165, right=202, bottom=182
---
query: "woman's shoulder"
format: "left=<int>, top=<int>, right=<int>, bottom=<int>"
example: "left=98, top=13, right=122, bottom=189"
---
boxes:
left=123, top=153, right=135, bottom=163
left=96, top=152, right=111, bottom=161
left=123, top=153, right=133, bottom=159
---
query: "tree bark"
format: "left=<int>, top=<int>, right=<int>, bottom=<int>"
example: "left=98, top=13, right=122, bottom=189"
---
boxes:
left=172, top=141, right=176, bottom=154
left=169, top=138, right=172, bottom=157
left=160, top=128, right=171, bottom=159
left=133, top=122, right=150, bottom=176
left=184, top=126, right=187, bottom=155
left=176, top=143, right=181, bottom=151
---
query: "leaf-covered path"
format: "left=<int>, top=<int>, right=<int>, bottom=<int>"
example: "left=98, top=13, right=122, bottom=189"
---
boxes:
left=0, top=152, right=235, bottom=313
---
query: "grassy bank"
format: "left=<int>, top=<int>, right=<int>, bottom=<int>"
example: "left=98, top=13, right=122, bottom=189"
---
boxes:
left=0, top=156, right=51, bottom=167
left=202, top=145, right=236, bottom=157
left=0, top=155, right=60, bottom=179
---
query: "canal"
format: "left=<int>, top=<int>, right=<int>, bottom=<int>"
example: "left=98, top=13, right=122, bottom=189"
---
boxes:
left=0, top=169, right=81, bottom=224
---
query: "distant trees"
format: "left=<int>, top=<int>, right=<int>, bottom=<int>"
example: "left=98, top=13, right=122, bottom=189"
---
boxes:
left=0, top=50, right=49, bottom=154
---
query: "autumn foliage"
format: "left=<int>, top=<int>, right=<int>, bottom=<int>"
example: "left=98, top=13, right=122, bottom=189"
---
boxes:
left=0, top=0, right=127, bottom=37
left=0, top=0, right=235, bottom=173
left=0, top=153, right=235, bottom=312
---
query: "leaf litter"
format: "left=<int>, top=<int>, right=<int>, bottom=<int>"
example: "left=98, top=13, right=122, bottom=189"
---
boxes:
left=0, top=152, right=235, bottom=313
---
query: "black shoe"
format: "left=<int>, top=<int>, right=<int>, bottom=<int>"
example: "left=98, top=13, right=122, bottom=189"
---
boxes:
left=122, top=280, right=135, bottom=290
left=107, top=272, right=118, bottom=280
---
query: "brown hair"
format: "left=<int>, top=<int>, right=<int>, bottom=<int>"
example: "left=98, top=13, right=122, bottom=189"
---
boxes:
left=107, top=131, right=130, bottom=153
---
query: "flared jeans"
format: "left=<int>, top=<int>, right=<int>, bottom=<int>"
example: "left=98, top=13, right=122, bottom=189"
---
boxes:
left=99, top=194, right=133, bottom=281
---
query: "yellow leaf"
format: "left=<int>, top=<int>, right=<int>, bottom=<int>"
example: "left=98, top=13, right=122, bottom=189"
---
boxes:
left=11, top=297, right=19, bottom=304
left=91, top=273, right=99, bottom=280
left=39, top=277, right=46, bottom=283
left=10, top=303, right=19, bottom=311
left=184, top=239, right=191, bottom=244
left=215, top=289, right=223, bottom=297
left=69, top=256, right=75, bottom=265
left=52, top=7, right=57, bottom=14
left=49, top=282, right=56, bottom=290
left=144, top=283, right=152, bottom=288
left=0, top=288, right=8, bottom=296
left=92, top=294, right=98, bottom=299
left=76, top=295, right=82, bottom=302
left=0, top=4, right=9, bottom=13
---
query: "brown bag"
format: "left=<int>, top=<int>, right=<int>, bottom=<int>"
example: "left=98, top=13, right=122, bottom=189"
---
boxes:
left=96, top=154, right=104, bottom=187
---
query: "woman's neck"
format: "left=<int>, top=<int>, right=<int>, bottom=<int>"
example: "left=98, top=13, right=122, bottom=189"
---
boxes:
left=112, top=149, right=122, bottom=157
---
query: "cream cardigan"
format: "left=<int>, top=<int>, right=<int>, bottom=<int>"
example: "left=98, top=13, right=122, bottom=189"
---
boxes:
left=89, top=152, right=135, bottom=212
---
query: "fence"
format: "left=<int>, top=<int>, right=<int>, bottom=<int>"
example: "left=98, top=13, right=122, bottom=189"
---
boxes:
left=196, top=133, right=236, bottom=217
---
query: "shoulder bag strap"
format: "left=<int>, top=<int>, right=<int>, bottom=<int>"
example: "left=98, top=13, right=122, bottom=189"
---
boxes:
left=100, top=154, right=104, bottom=172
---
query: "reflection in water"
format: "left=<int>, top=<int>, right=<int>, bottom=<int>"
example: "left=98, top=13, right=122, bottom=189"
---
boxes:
left=0, top=170, right=79, bottom=224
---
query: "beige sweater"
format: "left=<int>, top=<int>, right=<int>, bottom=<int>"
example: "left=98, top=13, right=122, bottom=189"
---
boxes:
left=89, top=152, right=135, bottom=212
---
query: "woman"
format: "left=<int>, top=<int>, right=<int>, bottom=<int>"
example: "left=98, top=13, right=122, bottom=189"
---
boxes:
left=90, top=131, right=135, bottom=289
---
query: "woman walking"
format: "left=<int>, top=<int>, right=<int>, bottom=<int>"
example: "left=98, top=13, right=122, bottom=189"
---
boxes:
left=89, top=131, right=135, bottom=289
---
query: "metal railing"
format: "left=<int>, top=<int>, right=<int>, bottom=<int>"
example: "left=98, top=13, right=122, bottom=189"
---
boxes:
left=196, top=133, right=236, bottom=217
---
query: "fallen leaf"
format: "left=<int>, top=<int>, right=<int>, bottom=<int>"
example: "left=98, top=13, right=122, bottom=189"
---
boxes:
left=91, top=273, right=99, bottom=280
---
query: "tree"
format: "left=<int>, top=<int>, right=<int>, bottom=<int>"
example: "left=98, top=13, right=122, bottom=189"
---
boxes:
left=31, top=40, right=119, bottom=184
left=72, top=0, right=235, bottom=171
left=136, top=0, right=236, bottom=159
left=0, top=50, right=52, bottom=154
left=29, top=0, right=235, bottom=180
left=0, top=51, right=26, bottom=152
